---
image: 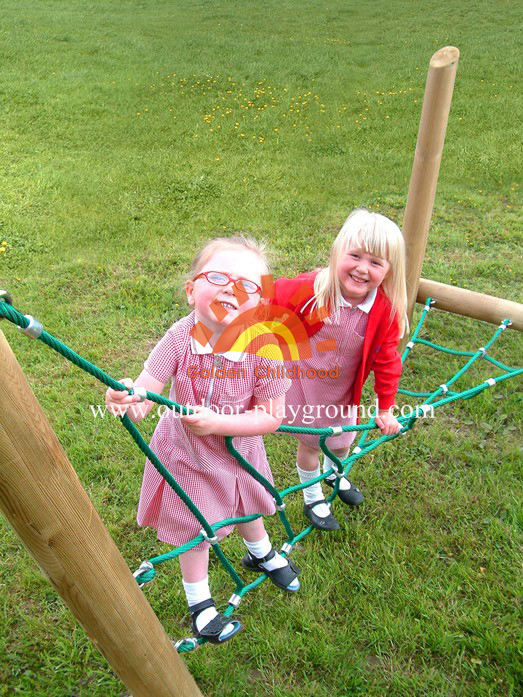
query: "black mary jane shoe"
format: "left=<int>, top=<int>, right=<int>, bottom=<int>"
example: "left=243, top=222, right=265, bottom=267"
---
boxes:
left=303, top=499, right=340, bottom=531
left=241, top=549, right=301, bottom=592
left=324, top=476, right=364, bottom=507
left=189, top=598, right=242, bottom=644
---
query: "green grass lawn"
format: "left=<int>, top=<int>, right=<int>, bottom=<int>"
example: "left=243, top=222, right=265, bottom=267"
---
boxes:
left=1, top=1, right=522, bottom=695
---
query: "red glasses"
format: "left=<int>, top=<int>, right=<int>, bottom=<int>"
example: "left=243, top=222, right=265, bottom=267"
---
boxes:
left=193, top=271, right=262, bottom=295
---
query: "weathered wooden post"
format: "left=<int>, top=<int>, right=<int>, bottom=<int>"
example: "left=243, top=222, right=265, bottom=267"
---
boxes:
left=401, top=46, right=460, bottom=345
left=0, top=329, right=203, bottom=697
left=417, top=279, right=523, bottom=331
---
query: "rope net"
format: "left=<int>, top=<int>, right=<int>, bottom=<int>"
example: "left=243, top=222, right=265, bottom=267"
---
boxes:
left=0, top=295, right=521, bottom=652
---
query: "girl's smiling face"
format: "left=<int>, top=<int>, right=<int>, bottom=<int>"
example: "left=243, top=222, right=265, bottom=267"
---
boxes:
left=337, top=246, right=390, bottom=304
left=186, top=249, right=265, bottom=339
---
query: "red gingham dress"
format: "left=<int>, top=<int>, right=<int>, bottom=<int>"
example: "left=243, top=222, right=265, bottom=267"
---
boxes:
left=282, top=293, right=374, bottom=449
left=136, top=312, right=291, bottom=549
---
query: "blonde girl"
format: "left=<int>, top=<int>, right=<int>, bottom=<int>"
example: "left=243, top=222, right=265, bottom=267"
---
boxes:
left=273, top=209, right=407, bottom=530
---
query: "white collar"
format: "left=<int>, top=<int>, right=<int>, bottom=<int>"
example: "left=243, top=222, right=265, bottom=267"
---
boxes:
left=189, top=334, right=246, bottom=362
left=339, top=287, right=377, bottom=314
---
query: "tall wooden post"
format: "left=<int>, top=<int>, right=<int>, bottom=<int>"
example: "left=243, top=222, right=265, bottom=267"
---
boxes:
left=0, top=330, right=203, bottom=697
left=401, top=46, right=460, bottom=343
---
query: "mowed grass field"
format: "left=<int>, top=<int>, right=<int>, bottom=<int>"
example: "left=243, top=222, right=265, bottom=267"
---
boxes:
left=1, top=1, right=522, bottom=695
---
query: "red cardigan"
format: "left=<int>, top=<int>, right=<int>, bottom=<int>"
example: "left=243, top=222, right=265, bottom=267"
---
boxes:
left=272, top=272, right=402, bottom=412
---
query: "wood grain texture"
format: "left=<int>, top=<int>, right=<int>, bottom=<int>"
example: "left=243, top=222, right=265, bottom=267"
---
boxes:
left=402, top=46, right=460, bottom=331
left=0, top=330, right=203, bottom=697
left=417, top=278, right=523, bottom=331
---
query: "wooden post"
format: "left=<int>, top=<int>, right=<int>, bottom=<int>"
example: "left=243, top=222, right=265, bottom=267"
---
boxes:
left=401, top=46, right=460, bottom=345
left=0, top=330, right=203, bottom=697
left=417, top=278, right=523, bottom=331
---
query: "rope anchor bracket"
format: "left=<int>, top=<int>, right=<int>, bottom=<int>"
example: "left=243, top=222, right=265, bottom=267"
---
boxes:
left=132, top=560, right=154, bottom=588
left=173, top=637, right=198, bottom=652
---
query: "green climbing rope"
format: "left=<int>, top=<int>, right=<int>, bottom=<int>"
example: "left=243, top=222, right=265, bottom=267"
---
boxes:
left=0, top=293, right=521, bottom=652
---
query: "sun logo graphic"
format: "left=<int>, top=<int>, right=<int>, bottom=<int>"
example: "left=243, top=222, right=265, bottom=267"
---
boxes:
left=189, top=275, right=338, bottom=361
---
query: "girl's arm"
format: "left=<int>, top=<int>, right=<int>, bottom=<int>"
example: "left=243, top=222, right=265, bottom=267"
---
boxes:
left=181, top=394, right=285, bottom=437
left=372, top=317, right=403, bottom=411
left=375, top=409, right=402, bottom=436
left=105, top=369, right=166, bottom=423
left=372, top=316, right=403, bottom=435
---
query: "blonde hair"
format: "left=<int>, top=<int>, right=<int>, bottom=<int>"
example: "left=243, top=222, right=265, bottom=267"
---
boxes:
left=313, top=209, right=408, bottom=336
left=189, top=235, right=269, bottom=279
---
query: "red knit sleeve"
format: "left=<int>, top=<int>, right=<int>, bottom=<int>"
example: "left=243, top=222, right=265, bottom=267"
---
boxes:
left=371, top=314, right=403, bottom=410
left=272, top=275, right=315, bottom=311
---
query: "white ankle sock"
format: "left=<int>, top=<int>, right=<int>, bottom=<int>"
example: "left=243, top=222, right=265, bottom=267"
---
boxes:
left=243, top=534, right=286, bottom=571
left=297, top=464, right=330, bottom=518
left=182, top=577, right=234, bottom=635
left=323, top=454, right=352, bottom=491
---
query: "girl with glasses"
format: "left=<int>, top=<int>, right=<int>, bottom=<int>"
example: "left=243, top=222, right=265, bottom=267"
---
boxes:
left=105, top=236, right=300, bottom=645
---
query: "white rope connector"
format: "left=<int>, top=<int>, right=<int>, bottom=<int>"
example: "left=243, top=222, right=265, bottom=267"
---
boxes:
left=17, top=314, right=43, bottom=339
left=0, top=290, right=13, bottom=305
left=406, top=341, right=414, bottom=349
left=478, top=347, right=486, bottom=355
left=200, top=529, right=219, bottom=545
left=173, top=637, right=198, bottom=651
left=439, top=384, right=449, bottom=394
left=417, top=404, right=433, bottom=416
left=484, top=378, right=496, bottom=387
left=352, top=446, right=362, bottom=454
left=280, top=542, right=293, bottom=556
left=273, top=498, right=286, bottom=511
left=133, top=385, right=148, bottom=402
left=228, top=593, right=242, bottom=609
left=333, top=468, right=345, bottom=479
left=330, top=425, right=343, bottom=437
left=132, top=560, right=154, bottom=588
left=499, top=320, right=512, bottom=330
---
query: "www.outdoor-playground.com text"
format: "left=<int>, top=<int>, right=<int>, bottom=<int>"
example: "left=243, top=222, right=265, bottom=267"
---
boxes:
left=90, top=400, right=435, bottom=424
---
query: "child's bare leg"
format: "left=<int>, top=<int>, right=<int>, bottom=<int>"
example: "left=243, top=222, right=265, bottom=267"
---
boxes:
left=296, top=441, right=339, bottom=529
left=179, top=548, right=210, bottom=582
left=179, top=548, right=239, bottom=640
left=236, top=517, right=266, bottom=542
left=296, top=441, right=320, bottom=471
left=237, top=518, right=300, bottom=591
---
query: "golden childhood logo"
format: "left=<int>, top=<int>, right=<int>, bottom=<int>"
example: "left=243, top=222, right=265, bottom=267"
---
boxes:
left=188, top=274, right=337, bottom=363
